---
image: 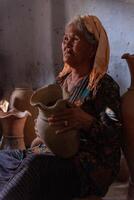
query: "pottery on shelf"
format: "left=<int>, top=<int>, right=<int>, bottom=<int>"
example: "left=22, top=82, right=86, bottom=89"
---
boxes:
left=0, top=109, right=30, bottom=150
left=30, top=84, right=79, bottom=158
left=121, top=53, right=134, bottom=182
left=9, top=87, right=38, bottom=147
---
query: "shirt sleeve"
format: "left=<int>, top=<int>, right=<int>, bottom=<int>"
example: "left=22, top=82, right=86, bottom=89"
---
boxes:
left=90, top=76, right=122, bottom=140
left=77, top=76, right=122, bottom=195
left=85, top=76, right=122, bottom=171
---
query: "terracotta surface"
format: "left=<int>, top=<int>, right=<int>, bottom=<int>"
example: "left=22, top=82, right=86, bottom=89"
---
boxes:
left=9, top=87, right=38, bottom=147
left=121, top=54, right=134, bottom=182
left=117, top=153, right=129, bottom=183
left=0, top=110, right=30, bottom=150
left=31, top=84, right=79, bottom=158
left=121, top=53, right=134, bottom=200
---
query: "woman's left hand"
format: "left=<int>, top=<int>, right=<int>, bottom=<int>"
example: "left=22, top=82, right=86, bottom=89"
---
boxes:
left=47, top=105, right=95, bottom=134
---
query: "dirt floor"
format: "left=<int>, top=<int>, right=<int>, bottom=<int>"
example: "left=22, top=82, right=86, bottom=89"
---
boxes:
left=103, top=181, right=128, bottom=200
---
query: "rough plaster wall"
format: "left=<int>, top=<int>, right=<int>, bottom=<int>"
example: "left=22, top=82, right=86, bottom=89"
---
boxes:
left=0, top=0, right=134, bottom=97
left=0, top=0, right=55, bottom=97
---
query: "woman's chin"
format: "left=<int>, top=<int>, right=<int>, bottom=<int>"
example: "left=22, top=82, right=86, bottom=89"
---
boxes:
left=64, top=58, right=76, bottom=66
left=63, top=53, right=74, bottom=62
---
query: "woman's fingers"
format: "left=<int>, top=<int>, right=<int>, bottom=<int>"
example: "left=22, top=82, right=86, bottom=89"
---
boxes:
left=48, top=115, right=72, bottom=123
left=56, top=124, right=77, bottom=134
left=49, top=118, right=75, bottom=127
left=52, top=109, right=73, bottom=117
left=48, top=120, right=67, bottom=127
left=47, top=109, right=76, bottom=122
left=47, top=107, right=92, bottom=131
left=48, top=117, right=79, bottom=133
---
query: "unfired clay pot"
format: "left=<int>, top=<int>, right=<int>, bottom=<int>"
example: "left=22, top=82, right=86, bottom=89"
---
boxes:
left=9, top=87, right=38, bottom=147
left=30, top=84, right=79, bottom=158
left=121, top=53, right=134, bottom=183
left=0, top=109, right=30, bottom=150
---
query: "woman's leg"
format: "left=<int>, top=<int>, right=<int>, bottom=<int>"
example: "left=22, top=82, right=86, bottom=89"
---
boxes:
left=0, top=154, right=80, bottom=200
left=0, top=154, right=41, bottom=200
left=0, top=150, right=23, bottom=192
left=39, top=154, right=80, bottom=200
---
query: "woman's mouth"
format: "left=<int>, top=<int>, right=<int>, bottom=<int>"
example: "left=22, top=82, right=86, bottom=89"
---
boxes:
left=64, top=48, right=73, bottom=56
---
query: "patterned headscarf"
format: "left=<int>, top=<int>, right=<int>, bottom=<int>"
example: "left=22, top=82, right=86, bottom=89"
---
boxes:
left=58, top=15, right=110, bottom=90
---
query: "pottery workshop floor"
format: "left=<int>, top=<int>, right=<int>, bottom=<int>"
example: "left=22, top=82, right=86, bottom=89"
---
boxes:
left=103, top=181, right=128, bottom=200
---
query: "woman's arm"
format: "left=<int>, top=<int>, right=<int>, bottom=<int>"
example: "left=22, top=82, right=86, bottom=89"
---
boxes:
left=88, top=75, right=122, bottom=141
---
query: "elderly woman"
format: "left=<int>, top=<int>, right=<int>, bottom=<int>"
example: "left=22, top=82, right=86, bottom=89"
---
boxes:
left=0, top=15, right=121, bottom=200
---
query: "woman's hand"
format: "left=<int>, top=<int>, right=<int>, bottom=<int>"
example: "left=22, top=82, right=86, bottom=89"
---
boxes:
left=47, top=105, right=95, bottom=134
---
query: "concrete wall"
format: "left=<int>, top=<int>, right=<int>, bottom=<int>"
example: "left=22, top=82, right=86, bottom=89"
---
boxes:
left=0, top=0, right=134, bottom=97
left=0, top=0, right=54, bottom=95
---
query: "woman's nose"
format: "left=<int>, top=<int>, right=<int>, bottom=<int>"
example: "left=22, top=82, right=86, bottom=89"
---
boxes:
left=63, top=35, right=72, bottom=44
left=66, top=38, right=73, bottom=48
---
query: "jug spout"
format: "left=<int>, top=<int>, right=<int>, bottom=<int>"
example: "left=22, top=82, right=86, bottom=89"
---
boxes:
left=30, top=84, right=63, bottom=108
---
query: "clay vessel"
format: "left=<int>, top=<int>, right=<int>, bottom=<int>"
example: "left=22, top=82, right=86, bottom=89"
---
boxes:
left=121, top=53, right=134, bottom=183
left=0, top=109, right=30, bottom=150
left=30, top=84, right=79, bottom=158
left=9, top=87, right=38, bottom=147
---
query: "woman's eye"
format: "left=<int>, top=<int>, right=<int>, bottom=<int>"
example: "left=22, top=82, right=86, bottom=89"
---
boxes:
left=63, top=36, right=68, bottom=41
left=74, top=36, right=80, bottom=41
left=63, top=35, right=80, bottom=44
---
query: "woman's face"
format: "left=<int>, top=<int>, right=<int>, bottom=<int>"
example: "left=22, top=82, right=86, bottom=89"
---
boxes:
left=62, top=23, right=93, bottom=67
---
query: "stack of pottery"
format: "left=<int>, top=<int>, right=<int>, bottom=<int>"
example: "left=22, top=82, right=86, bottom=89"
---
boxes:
left=30, top=84, right=79, bottom=158
left=121, top=53, right=134, bottom=199
left=9, top=88, right=38, bottom=147
left=0, top=109, right=30, bottom=150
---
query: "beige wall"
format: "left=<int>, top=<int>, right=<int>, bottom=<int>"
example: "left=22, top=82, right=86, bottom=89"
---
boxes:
left=0, top=0, right=134, bottom=97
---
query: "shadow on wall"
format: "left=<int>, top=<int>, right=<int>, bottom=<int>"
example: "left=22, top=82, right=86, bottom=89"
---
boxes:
left=0, top=0, right=36, bottom=90
left=0, top=0, right=67, bottom=91
left=50, top=0, right=66, bottom=75
left=0, top=50, right=14, bottom=99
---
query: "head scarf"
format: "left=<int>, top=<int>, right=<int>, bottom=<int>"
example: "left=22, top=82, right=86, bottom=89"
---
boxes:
left=58, top=15, right=110, bottom=90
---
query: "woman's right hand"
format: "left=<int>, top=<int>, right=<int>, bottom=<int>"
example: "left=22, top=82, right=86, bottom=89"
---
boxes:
left=47, top=104, right=95, bottom=134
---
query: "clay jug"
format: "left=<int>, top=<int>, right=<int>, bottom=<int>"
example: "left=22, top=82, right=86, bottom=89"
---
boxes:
left=121, top=53, right=134, bottom=182
left=30, top=84, right=79, bottom=158
left=9, top=88, right=38, bottom=147
left=0, top=109, right=30, bottom=150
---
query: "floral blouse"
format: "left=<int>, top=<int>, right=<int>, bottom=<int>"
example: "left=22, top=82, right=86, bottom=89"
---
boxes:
left=57, top=73, right=122, bottom=197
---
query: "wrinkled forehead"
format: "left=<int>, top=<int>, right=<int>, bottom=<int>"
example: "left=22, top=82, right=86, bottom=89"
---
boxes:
left=64, top=23, right=83, bottom=37
left=65, top=20, right=97, bottom=45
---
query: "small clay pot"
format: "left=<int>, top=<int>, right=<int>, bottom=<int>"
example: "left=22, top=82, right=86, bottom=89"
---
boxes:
left=0, top=109, right=30, bottom=150
left=9, top=87, right=38, bottom=147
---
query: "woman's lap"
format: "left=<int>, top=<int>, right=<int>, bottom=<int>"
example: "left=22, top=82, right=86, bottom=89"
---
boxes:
left=0, top=150, right=81, bottom=200
left=0, top=150, right=23, bottom=192
left=0, top=149, right=113, bottom=199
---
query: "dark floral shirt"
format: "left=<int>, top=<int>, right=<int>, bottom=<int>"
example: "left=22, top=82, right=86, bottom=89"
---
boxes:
left=57, top=73, right=121, bottom=197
